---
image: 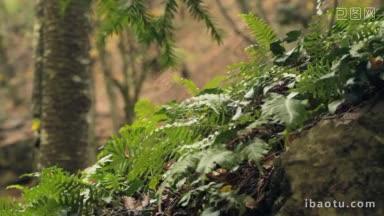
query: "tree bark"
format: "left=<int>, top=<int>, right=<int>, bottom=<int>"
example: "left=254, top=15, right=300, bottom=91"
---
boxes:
left=0, top=26, right=18, bottom=104
left=0, top=1, right=21, bottom=105
left=32, top=0, right=44, bottom=120
left=39, top=0, right=94, bottom=172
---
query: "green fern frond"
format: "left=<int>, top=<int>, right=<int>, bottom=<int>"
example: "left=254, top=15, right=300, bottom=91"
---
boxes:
left=241, top=13, right=277, bottom=51
left=173, top=75, right=200, bottom=96
left=182, top=0, right=222, bottom=44
left=261, top=93, right=308, bottom=130
left=96, top=0, right=221, bottom=66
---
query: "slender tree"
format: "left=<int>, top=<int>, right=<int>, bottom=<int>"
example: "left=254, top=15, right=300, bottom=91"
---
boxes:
left=32, top=0, right=44, bottom=126
left=0, top=2, right=19, bottom=104
left=38, top=0, right=94, bottom=172
left=215, top=0, right=253, bottom=44
left=97, top=44, right=120, bottom=132
left=100, top=30, right=161, bottom=125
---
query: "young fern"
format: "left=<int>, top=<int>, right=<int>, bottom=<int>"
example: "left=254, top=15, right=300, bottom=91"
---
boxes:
left=236, top=13, right=278, bottom=67
left=241, top=13, right=277, bottom=51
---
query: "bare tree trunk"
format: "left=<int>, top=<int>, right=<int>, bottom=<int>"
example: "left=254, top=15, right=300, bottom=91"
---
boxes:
left=0, top=28, right=19, bottom=105
left=39, top=0, right=94, bottom=172
left=98, top=46, right=120, bottom=132
left=88, top=52, right=96, bottom=161
left=0, top=35, right=13, bottom=82
left=123, top=96, right=135, bottom=125
left=32, top=0, right=44, bottom=121
left=180, top=64, right=190, bottom=79
left=0, top=2, right=12, bottom=82
left=32, top=0, right=45, bottom=171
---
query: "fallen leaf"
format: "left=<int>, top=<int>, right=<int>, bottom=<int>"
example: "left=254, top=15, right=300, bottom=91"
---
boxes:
left=244, top=196, right=257, bottom=209
left=219, top=185, right=232, bottom=193
left=122, top=196, right=137, bottom=210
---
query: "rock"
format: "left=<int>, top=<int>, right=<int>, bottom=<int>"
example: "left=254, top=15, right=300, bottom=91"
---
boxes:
left=0, top=138, right=35, bottom=187
left=277, top=97, right=384, bottom=216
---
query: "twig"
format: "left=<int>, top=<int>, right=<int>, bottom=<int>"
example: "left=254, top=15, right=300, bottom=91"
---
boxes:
left=214, top=0, right=254, bottom=44
left=328, top=0, right=339, bottom=36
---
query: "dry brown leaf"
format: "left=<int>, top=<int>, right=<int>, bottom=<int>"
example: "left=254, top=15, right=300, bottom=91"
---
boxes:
left=122, top=196, right=137, bottom=210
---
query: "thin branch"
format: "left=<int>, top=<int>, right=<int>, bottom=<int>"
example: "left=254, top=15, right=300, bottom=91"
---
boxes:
left=133, top=58, right=153, bottom=102
left=117, top=33, right=130, bottom=96
left=97, top=45, right=120, bottom=132
left=214, top=0, right=254, bottom=44
left=328, top=0, right=339, bottom=36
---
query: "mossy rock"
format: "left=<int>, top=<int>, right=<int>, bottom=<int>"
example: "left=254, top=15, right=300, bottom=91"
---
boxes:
left=277, top=98, right=384, bottom=216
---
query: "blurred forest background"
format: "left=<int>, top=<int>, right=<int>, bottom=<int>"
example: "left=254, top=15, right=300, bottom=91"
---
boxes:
left=0, top=0, right=381, bottom=197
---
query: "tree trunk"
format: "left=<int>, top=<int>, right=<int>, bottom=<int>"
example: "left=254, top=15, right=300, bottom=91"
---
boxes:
left=122, top=92, right=135, bottom=125
left=0, top=27, right=19, bottom=104
left=39, top=0, right=94, bottom=172
left=32, top=0, right=44, bottom=121
left=215, top=0, right=253, bottom=44
left=31, top=0, right=45, bottom=172
left=98, top=45, right=120, bottom=132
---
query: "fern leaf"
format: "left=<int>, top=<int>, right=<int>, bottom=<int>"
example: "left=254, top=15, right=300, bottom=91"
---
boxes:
left=182, top=0, right=222, bottom=44
left=196, top=148, right=235, bottom=174
left=173, top=75, right=200, bottom=96
left=241, top=13, right=277, bottom=51
left=240, top=138, right=270, bottom=162
left=262, top=93, right=308, bottom=129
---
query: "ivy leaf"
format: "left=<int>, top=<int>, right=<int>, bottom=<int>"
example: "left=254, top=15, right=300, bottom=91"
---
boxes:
left=240, top=138, right=270, bottom=162
left=350, top=41, right=366, bottom=57
left=196, top=149, right=235, bottom=174
left=285, top=30, right=301, bottom=43
left=31, top=118, right=41, bottom=132
left=262, top=93, right=308, bottom=129
left=232, top=107, right=242, bottom=121
left=328, top=99, right=345, bottom=114
left=244, top=88, right=255, bottom=99
left=270, top=41, right=286, bottom=56
left=201, top=208, right=220, bottom=216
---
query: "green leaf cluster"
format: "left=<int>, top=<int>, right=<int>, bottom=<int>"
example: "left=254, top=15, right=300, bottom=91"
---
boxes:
left=96, top=0, right=222, bottom=66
